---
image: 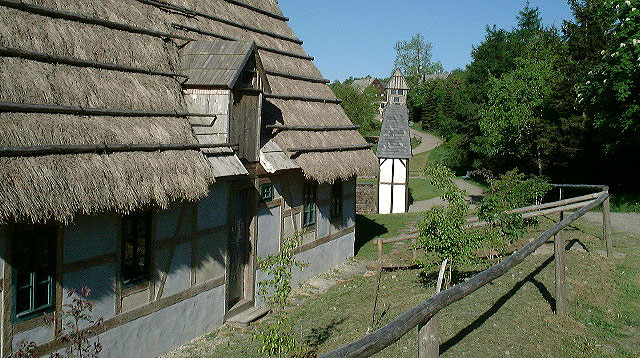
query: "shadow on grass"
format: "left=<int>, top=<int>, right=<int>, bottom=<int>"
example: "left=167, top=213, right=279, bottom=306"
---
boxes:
left=304, top=317, right=346, bottom=355
left=440, top=255, right=556, bottom=354
left=355, top=214, right=387, bottom=255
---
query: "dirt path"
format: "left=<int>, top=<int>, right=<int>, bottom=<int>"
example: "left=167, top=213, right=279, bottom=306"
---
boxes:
left=410, top=128, right=443, bottom=154
left=580, top=212, right=640, bottom=237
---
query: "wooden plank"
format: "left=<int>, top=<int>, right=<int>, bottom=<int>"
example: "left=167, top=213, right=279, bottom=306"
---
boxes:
left=320, top=193, right=609, bottom=358
left=292, top=226, right=355, bottom=255
left=603, top=196, right=613, bottom=257
left=555, top=189, right=567, bottom=316
left=288, top=144, right=374, bottom=153
left=418, top=260, right=447, bottom=358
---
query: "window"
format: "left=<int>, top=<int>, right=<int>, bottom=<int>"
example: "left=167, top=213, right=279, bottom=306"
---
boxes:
left=260, top=183, right=274, bottom=202
left=13, top=226, right=56, bottom=321
left=121, top=212, right=152, bottom=287
left=302, top=182, right=317, bottom=228
left=331, top=180, right=343, bottom=220
left=394, top=96, right=401, bottom=103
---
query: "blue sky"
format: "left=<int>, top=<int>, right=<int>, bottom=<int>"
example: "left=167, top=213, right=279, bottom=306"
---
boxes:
left=278, top=1, right=574, bottom=82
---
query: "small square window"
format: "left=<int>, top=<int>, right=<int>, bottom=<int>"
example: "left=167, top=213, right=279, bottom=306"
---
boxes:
left=260, top=183, right=274, bottom=202
left=12, top=226, right=57, bottom=322
left=121, top=212, right=152, bottom=287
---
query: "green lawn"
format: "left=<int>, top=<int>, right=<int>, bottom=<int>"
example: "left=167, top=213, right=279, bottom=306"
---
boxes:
left=354, top=212, right=424, bottom=260
left=610, top=193, right=640, bottom=213
left=408, top=178, right=442, bottom=203
left=409, top=150, right=430, bottom=176
left=167, top=215, right=640, bottom=358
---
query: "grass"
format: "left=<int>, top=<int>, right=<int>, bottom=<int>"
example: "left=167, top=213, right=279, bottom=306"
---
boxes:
left=409, top=150, right=430, bottom=176
left=167, top=213, right=640, bottom=358
left=354, top=212, right=424, bottom=260
left=610, top=193, right=640, bottom=213
left=411, top=136, right=421, bottom=150
left=408, top=178, right=442, bottom=203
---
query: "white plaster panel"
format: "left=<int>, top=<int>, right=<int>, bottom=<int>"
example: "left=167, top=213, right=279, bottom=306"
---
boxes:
left=97, top=286, right=225, bottom=358
left=155, top=202, right=183, bottom=242
left=197, top=183, right=228, bottom=231
left=379, top=159, right=393, bottom=183
left=257, top=206, right=281, bottom=258
left=378, top=183, right=392, bottom=214
left=64, top=212, right=118, bottom=263
left=392, top=184, right=407, bottom=214
left=291, top=232, right=354, bottom=288
left=194, top=230, right=227, bottom=284
left=163, top=243, right=191, bottom=297
left=393, top=159, right=407, bottom=184
left=343, top=196, right=356, bottom=227
left=63, top=263, right=116, bottom=322
left=13, top=324, right=53, bottom=350
left=317, top=204, right=331, bottom=238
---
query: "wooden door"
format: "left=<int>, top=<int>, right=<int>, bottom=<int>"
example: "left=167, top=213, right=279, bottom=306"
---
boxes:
left=228, top=189, right=250, bottom=307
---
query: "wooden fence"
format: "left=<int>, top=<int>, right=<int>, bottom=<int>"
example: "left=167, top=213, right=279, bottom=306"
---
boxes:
left=323, top=185, right=612, bottom=358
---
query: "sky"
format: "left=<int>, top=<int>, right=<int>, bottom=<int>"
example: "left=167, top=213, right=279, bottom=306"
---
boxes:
left=278, top=1, right=574, bottom=82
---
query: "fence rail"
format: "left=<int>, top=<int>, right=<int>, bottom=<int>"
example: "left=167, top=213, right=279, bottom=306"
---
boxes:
left=325, top=185, right=611, bottom=358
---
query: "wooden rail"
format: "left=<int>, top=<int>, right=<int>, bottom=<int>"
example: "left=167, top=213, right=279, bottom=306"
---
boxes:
left=322, top=192, right=610, bottom=358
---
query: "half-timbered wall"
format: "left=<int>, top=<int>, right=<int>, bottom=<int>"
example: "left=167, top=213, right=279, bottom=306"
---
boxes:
left=379, top=158, right=409, bottom=214
left=0, top=182, right=230, bottom=357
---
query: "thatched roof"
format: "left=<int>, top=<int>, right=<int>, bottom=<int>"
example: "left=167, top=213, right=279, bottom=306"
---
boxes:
left=0, top=0, right=377, bottom=223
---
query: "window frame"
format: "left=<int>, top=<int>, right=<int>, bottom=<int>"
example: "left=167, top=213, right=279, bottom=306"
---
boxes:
left=330, top=180, right=343, bottom=221
left=260, top=183, right=274, bottom=202
left=302, top=182, right=317, bottom=228
left=11, top=226, right=57, bottom=323
left=120, top=211, right=152, bottom=288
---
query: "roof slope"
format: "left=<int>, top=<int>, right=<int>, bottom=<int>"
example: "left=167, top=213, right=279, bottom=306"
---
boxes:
left=181, top=40, right=255, bottom=88
left=377, top=105, right=412, bottom=159
left=0, top=0, right=377, bottom=223
left=386, top=69, right=410, bottom=90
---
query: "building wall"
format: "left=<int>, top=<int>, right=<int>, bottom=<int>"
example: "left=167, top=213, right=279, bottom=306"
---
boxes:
left=1, top=182, right=230, bottom=357
left=379, top=158, right=409, bottom=214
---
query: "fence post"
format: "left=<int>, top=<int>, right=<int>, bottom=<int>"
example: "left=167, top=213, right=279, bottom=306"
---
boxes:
left=602, top=195, right=612, bottom=257
left=377, top=238, right=383, bottom=262
left=554, top=188, right=567, bottom=316
left=418, top=260, right=447, bottom=357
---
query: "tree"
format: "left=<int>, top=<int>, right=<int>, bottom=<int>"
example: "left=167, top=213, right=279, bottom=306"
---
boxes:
left=579, top=0, right=640, bottom=153
left=394, top=34, right=444, bottom=86
left=329, top=81, right=380, bottom=137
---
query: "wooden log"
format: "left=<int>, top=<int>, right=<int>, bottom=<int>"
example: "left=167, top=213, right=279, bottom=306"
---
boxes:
left=0, top=143, right=237, bottom=157
left=0, top=45, right=186, bottom=78
left=418, top=259, right=447, bottom=358
left=136, top=0, right=302, bottom=44
left=267, top=125, right=360, bottom=131
left=265, top=70, right=330, bottom=84
left=603, top=196, right=613, bottom=257
left=287, top=144, right=374, bottom=153
left=377, top=238, right=383, bottom=262
left=221, top=0, right=289, bottom=21
left=265, top=93, right=342, bottom=104
left=551, top=183, right=609, bottom=191
left=467, top=200, right=597, bottom=228
left=555, top=188, right=567, bottom=316
left=381, top=233, right=419, bottom=245
left=508, top=192, right=604, bottom=214
left=172, top=23, right=314, bottom=61
left=320, top=193, right=609, bottom=358
left=0, top=101, right=212, bottom=118
left=0, top=0, right=193, bottom=41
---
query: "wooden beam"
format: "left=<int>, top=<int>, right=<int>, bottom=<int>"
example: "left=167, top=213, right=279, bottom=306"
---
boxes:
left=265, top=70, right=329, bottom=84
left=555, top=188, right=567, bottom=316
left=0, top=101, right=213, bottom=118
left=508, top=192, right=604, bottom=215
left=267, top=125, right=360, bottom=131
left=0, top=0, right=193, bottom=41
left=137, top=0, right=301, bottom=44
left=0, top=45, right=186, bottom=78
left=172, top=23, right=314, bottom=61
left=603, top=196, right=613, bottom=257
left=221, top=0, right=289, bottom=21
left=288, top=144, right=373, bottom=153
left=551, top=183, right=609, bottom=191
left=467, top=200, right=597, bottom=228
left=0, top=143, right=237, bottom=157
left=320, top=193, right=609, bottom=358
left=265, top=93, right=341, bottom=104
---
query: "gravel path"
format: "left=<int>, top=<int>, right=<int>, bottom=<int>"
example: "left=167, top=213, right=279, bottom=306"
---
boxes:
left=580, top=212, right=640, bottom=237
left=410, top=128, right=443, bottom=154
